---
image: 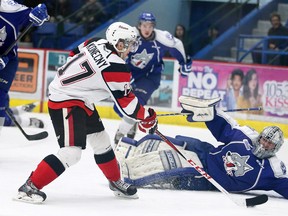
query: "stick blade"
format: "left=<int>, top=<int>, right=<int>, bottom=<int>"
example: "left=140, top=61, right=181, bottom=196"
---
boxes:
left=26, top=131, right=49, bottom=141
left=246, top=194, right=268, bottom=207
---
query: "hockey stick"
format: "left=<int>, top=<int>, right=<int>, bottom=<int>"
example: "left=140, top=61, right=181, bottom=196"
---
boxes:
left=5, top=108, right=48, bottom=141
left=155, top=129, right=268, bottom=207
left=157, top=107, right=262, bottom=117
left=2, top=23, right=34, bottom=57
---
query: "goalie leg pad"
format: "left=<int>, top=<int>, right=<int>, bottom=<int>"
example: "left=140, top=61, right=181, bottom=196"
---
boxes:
left=121, top=149, right=204, bottom=187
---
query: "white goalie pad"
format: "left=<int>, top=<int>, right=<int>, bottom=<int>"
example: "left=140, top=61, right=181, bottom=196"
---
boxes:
left=114, top=137, right=203, bottom=181
left=121, top=149, right=203, bottom=180
left=114, top=137, right=185, bottom=162
left=179, top=96, right=221, bottom=122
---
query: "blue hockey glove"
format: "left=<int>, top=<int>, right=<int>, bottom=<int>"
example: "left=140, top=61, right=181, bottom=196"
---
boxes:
left=179, top=55, right=192, bottom=76
left=29, top=4, right=49, bottom=26
left=0, top=56, right=9, bottom=70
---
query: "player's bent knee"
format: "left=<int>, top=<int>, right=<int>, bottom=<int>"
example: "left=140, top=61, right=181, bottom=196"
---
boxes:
left=56, top=146, right=82, bottom=168
left=88, top=131, right=112, bottom=154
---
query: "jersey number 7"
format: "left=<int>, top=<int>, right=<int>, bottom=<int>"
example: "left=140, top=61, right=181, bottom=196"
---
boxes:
left=58, top=53, right=95, bottom=85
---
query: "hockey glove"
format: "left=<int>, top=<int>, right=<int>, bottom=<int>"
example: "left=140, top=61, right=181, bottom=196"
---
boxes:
left=0, top=56, right=9, bottom=70
left=29, top=4, right=49, bottom=26
left=139, top=108, right=158, bottom=134
left=179, top=96, right=221, bottom=122
left=179, top=55, right=192, bottom=76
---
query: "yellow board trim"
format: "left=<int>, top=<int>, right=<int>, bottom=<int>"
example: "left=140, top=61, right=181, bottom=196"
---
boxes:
left=10, top=99, right=288, bottom=138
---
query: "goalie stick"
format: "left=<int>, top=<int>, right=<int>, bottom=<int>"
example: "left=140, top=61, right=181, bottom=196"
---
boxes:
left=157, top=107, right=262, bottom=117
left=155, top=129, right=268, bottom=207
left=5, top=108, right=48, bottom=141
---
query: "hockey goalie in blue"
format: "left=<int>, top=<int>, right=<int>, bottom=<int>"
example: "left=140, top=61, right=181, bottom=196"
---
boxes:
left=115, top=96, right=288, bottom=199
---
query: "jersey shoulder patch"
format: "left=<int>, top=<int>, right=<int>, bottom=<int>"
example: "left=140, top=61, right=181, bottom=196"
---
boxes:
left=269, top=156, right=287, bottom=178
left=0, top=0, right=28, bottom=13
left=154, top=29, right=176, bottom=47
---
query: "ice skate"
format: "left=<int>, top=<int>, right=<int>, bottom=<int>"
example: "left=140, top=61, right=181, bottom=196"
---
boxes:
left=14, top=176, right=46, bottom=204
left=29, top=118, right=44, bottom=128
left=109, top=179, right=138, bottom=199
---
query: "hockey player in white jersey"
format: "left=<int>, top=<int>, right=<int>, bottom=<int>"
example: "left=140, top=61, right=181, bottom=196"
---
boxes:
left=15, top=22, right=158, bottom=204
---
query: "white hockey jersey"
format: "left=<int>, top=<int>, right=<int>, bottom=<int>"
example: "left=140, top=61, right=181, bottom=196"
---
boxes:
left=48, top=39, right=150, bottom=121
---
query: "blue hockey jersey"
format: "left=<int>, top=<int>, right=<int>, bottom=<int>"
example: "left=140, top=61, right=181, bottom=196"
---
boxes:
left=127, top=28, right=187, bottom=80
left=0, top=0, right=31, bottom=59
left=203, top=110, right=288, bottom=198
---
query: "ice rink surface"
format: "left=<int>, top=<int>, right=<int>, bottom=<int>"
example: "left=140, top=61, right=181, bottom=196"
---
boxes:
left=1, top=113, right=287, bottom=216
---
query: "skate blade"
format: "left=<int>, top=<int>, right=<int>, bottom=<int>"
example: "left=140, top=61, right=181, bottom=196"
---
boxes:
left=13, top=192, right=44, bottom=204
left=113, top=191, right=139, bottom=199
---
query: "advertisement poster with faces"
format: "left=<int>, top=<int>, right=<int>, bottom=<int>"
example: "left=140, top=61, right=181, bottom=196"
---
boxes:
left=178, top=60, right=288, bottom=120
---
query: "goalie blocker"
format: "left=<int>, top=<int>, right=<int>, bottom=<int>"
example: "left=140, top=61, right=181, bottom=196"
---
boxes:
left=179, top=96, right=221, bottom=122
left=114, top=134, right=216, bottom=191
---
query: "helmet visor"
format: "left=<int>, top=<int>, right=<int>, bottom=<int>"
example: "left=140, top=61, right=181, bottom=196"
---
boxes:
left=119, top=38, right=139, bottom=53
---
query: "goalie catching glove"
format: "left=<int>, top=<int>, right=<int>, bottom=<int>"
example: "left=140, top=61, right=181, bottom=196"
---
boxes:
left=179, top=96, right=221, bottom=122
left=138, top=108, right=158, bottom=134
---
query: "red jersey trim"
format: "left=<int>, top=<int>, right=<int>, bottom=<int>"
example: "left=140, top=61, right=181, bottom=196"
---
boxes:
left=48, top=100, right=94, bottom=116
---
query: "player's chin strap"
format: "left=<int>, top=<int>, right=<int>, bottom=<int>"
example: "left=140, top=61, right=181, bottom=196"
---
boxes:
left=155, top=129, right=268, bottom=208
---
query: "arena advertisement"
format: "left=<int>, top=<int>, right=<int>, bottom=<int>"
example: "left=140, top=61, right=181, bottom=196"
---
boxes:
left=178, top=60, right=288, bottom=120
left=9, top=48, right=45, bottom=100
left=147, top=59, right=179, bottom=109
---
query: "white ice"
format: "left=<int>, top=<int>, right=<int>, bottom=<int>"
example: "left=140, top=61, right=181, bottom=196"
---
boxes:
left=1, top=113, right=287, bottom=216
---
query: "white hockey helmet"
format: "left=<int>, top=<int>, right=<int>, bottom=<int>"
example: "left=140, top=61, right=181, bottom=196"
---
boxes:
left=106, top=22, right=139, bottom=53
left=252, top=126, right=284, bottom=159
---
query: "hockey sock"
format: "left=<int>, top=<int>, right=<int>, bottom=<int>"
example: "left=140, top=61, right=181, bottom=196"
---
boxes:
left=31, top=154, right=65, bottom=189
left=94, top=149, right=120, bottom=181
left=118, top=117, right=136, bottom=135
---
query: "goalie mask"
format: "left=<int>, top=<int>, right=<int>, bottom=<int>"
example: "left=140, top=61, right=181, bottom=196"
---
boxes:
left=106, top=22, right=139, bottom=53
left=252, top=126, right=284, bottom=159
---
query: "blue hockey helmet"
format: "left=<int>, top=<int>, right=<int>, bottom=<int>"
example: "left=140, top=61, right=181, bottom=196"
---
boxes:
left=138, top=12, right=156, bottom=25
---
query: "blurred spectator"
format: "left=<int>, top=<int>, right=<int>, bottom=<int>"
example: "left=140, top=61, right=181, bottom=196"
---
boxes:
left=200, top=26, right=219, bottom=50
left=174, top=24, right=191, bottom=55
left=44, top=0, right=71, bottom=22
left=74, top=0, right=107, bottom=33
left=267, top=12, right=288, bottom=66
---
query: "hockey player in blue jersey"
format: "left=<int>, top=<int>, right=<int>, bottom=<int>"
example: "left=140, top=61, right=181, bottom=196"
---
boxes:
left=0, top=0, right=49, bottom=135
left=114, top=96, right=288, bottom=199
left=114, top=12, right=192, bottom=144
